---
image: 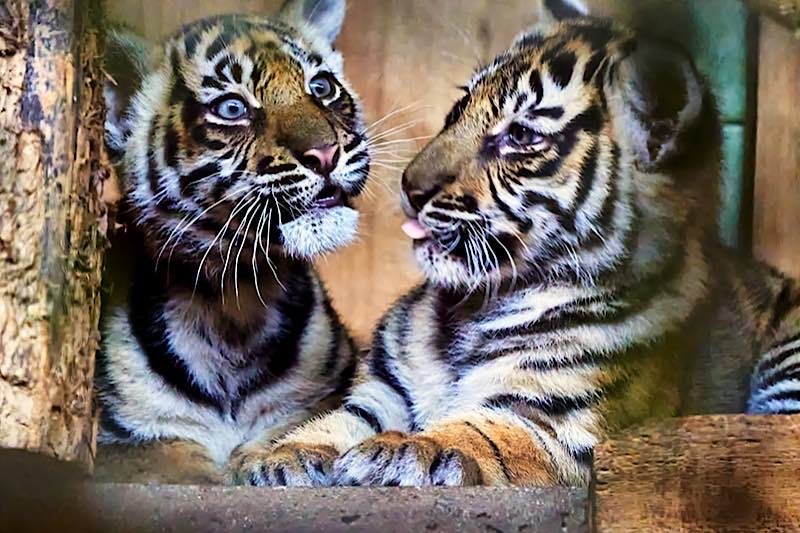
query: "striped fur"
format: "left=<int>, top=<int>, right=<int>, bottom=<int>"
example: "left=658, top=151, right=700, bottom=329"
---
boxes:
left=95, top=0, right=368, bottom=484
left=241, top=0, right=800, bottom=488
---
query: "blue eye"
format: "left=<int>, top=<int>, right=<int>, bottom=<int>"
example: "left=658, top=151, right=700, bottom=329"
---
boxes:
left=309, top=73, right=336, bottom=100
left=213, top=97, right=249, bottom=121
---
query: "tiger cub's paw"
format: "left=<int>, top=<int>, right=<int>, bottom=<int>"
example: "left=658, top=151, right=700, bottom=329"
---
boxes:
left=332, top=432, right=482, bottom=487
left=225, top=443, right=338, bottom=487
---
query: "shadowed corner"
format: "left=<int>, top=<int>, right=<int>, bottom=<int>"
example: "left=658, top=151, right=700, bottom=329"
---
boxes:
left=0, top=449, right=98, bottom=533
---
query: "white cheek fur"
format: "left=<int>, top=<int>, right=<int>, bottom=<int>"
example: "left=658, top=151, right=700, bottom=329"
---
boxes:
left=279, top=206, right=360, bottom=259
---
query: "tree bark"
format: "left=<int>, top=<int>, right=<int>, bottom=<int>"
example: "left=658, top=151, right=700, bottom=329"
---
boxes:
left=0, top=0, right=110, bottom=468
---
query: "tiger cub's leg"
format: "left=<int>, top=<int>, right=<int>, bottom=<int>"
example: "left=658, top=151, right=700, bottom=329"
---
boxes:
left=94, top=440, right=222, bottom=485
left=748, top=282, right=800, bottom=415
left=331, top=407, right=583, bottom=487
left=226, top=372, right=413, bottom=486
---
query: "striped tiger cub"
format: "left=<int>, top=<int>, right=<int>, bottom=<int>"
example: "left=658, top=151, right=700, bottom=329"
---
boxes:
left=96, top=0, right=370, bottom=484
left=240, top=0, right=800, bottom=488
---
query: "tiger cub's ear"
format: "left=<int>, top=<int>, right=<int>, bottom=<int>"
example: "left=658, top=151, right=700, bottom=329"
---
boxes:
left=613, top=39, right=706, bottom=171
left=280, top=0, right=346, bottom=44
left=539, top=0, right=590, bottom=24
left=104, top=29, right=153, bottom=158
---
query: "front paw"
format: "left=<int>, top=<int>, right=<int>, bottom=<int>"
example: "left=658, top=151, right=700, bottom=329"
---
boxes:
left=226, top=443, right=338, bottom=487
left=332, top=432, right=482, bottom=487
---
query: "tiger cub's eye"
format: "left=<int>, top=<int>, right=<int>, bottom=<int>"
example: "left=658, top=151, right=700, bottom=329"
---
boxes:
left=507, top=123, right=544, bottom=147
left=309, top=73, right=336, bottom=100
left=213, top=97, right=249, bottom=121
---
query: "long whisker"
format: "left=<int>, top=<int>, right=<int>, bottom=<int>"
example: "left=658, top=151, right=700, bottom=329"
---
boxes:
left=234, top=198, right=261, bottom=308
left=193, top=192, right=256, bottom=299
left=221, top=198, right=259, bottom=305
left=159, top=185, right=251, bottom=268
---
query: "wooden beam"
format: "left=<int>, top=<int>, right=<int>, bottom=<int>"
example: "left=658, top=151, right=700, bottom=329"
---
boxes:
left=592, top=415, right=800, bottom=532
left=0, top=0, right=111, bottom=467
left=747, top=0, right=800, bottom=31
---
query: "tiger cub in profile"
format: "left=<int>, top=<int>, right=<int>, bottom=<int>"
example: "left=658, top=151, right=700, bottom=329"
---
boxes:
left=243, top=0, right=800, bottom=487
left=96, top=0, right=371, bottom=484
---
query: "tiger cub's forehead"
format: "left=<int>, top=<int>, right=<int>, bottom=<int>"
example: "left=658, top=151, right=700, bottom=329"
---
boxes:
left=166, top=15, right=335, bottom=94
left=468, top=20, right=632, bottom=99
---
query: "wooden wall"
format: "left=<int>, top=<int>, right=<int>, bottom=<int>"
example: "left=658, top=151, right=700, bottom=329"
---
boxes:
left=753, top=17, right=800, bottom=278
left=107, top=1, right=800, bottom=343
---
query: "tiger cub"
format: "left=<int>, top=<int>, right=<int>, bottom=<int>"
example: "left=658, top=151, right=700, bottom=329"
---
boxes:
left=96, top=0, right=370, bottom=484
left=242, top=0, right=800, bottom=487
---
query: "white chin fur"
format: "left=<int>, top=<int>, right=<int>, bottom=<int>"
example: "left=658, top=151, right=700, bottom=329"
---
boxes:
left=414, top=241, right=491, bottom=290
left=280, top=207, right=359, bottom=259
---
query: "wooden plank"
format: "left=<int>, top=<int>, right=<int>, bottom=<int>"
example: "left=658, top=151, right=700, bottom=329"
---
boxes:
left=747, top=0, right=800, bottom=30
left=0, top=1, right=110, bottom=466
left=753, top=17, right=800, bottom=277
left=592, top=415, right=800, bottom=532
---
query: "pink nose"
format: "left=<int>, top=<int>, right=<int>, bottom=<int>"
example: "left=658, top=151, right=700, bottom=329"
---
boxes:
left=301, top=144, right=340, bottom=177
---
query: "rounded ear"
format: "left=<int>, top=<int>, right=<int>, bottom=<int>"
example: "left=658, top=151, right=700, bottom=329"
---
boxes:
left=539, top=0, right=590, bottom=24
left=280, top=0, right=346, bottom=44
left=612, top=40, right=706, bottom=171
left=104, top=29, right=153, bottom=157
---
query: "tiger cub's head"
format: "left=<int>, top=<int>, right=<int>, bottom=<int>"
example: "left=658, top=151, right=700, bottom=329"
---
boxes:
left=401, top=0, right=720, bottom=290
left=105, top=0, right=370, bottom=275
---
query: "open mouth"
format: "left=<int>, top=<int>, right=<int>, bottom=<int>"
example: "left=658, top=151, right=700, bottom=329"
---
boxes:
left=313, top=185, right=347, bottom=209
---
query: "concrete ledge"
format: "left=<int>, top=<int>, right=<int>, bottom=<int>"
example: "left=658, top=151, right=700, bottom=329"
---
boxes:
left=0, top=451, right=587, bottom=533
left=84, top=485, right=589, bottom=533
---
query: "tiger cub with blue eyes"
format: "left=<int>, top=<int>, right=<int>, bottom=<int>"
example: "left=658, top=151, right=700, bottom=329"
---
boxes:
left=246, top=0, right=800, bottom=488
left=95, top=0, right=371, bottom=484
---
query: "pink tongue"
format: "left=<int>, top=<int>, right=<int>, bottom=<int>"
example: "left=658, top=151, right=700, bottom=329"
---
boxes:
left=402, top=219, right=431, bottom=240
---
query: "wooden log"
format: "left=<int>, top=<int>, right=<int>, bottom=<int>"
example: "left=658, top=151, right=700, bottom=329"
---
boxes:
left=592, top=415, right=800, bottom=532
left=0, top=0, right=111, bottom=468
left=747, top=0, right=800, bottom=31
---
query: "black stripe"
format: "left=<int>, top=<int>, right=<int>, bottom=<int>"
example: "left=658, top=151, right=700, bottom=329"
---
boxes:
left=485, top=392, right=601, bottom=417
left=367, top=328, right=418, bottom=430
left=321, top=294, right=345, bottom=375
left=346, top=151, right=369, bottom=166
left=488, top=172, right=531, bottom=232
left=129, top=260, right=223, bottom=412
left=263, top=163, right=298, bottom=175
left=769, top=281, right=800, bottom=332
left=205, top=34, right=228, bottom=60
left=180, top=162, right=220, bottom=196
left=571, top=447, right=594, bottom=466
left=463, top=421, right=512, bottom=482
left=768, top=332, right=800, bottom=352
left=758, top=346, right=800, bottom=375
left=760, top=363, right=800, bottom=389
left=368, top=286, right=428, bottom=430
left=769, top=390, right=800, bottom=404
left=343, top=135, right=363, bottom=153
left=583, top=51, right=606, bottom=83
left=445, top=93, right=471, bottom=129
left=230, top=264, right=316, bottom=417
left=530, top=106, right=564, bottom=120
left=202, top=76, right=224, bottom=90
left=164, top=124, right=181, bottom=169
left=146, top=119, right=161, bottom=194
left=524, top=191, right=567, bottom=219
left=529, top=70, right=544, bottom=105
left=569, top=142, right=599, bottom=215
left=230, top=63, right=243, bottom=84
left=547, top=51, right=577, bottom=89
left=344, top=403, right=383, bottom=434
